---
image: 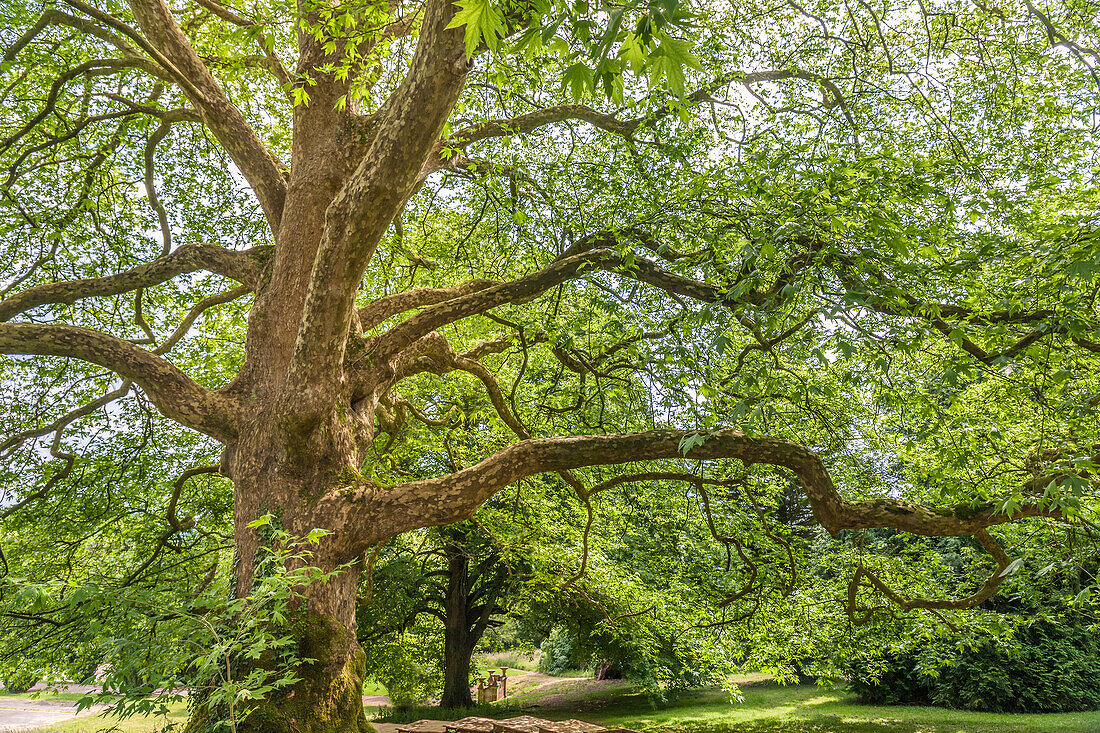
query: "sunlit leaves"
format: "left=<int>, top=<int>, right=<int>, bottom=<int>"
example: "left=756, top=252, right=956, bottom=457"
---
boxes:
left=646, top=32, right=701, bottom=96
left=447, top=0, right=507, bottom=57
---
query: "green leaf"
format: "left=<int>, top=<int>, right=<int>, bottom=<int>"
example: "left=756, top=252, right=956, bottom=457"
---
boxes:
left=618, top=32, right=647, bottom=74
left=563, top=63, right=594, bottom=101
left=446, top=0, right=506, bottom=57
left=998, top=557, right=1023, bottom=578
left=647, top=32, right=701, bottom=96
left=678, top=432, right=706, bottom=455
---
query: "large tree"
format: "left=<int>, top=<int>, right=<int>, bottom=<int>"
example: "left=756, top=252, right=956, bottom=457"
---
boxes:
left=1, top=0, right=1098, bottom=730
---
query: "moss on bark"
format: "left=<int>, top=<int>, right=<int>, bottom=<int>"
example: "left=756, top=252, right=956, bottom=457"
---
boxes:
left=184, top=610, right=371, bottom=733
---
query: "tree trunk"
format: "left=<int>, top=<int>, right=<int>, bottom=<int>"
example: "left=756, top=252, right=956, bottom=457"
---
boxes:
left=440, top=533, right=475, bottom=709
left=184, top=567, right=371, bottom=733
left=233, top=606, right=370, bottom=733
left=185, top=420, right=377, bottom=733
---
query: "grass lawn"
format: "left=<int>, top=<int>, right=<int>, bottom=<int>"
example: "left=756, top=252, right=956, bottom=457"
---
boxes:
left=21, top=681, right=1100, bottom=732
left=12, top=701, right=188, bottom=733
left=363, top=679, right=388, bottom=696
left=368, top=679, right=1100, bottom=733
left=567, top=683, right=1100, bottom=732
left=0, top=690, right=93, bottom=704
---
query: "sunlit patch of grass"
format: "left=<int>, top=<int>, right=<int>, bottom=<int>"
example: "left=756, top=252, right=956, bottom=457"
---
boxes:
left=25, top=701, right=188, bottom=732
left=478, top=650, right=540, bottom=672
left=0, top=690, right=92, bottom=703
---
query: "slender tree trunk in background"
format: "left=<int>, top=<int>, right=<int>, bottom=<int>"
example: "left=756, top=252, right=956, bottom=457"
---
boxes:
left=440, top=533, right=475, bottom=709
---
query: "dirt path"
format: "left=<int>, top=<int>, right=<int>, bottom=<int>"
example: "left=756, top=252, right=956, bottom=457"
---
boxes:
left=0, top=698, right=104, bottom=733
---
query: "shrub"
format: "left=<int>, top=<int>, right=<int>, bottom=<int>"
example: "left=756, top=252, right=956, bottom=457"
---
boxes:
left=935, top=621, right=1100, bottom=712
left=845, top=651, right=934, bottom=706
left=2, top=668, right=40, bottom=694
left=847, top=620, right=1100, bottom=713
left=538, top=627, right=574, bottom=675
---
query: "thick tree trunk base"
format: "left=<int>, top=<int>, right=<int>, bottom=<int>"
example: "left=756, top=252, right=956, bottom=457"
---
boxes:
left=439, top=681, right=473, bottom=710
left=184, top=611, right=370, bottom=733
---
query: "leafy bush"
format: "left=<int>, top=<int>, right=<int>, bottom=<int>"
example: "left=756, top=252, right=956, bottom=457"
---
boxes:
left=538, top=627, right=574, bottom=675
left=845, top=651, right=934, bottom=706
left=362, top=631, right=443, bottom=707
left=2, top=517, right=343, bottom=731
left=848, top=620, right=1100, bottom=712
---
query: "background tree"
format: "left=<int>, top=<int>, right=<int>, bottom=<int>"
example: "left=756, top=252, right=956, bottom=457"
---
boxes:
left=358, top=518, right=529, bottom=708
left=2, top=0, right=1099, bottom=731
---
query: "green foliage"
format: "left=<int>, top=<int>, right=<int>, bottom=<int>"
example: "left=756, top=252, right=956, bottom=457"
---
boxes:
left=362, top=632, right=443, bottom=707
left=538, top=626, right=575, bottom=675
left=1, top=667, right=41, bottom=694
left=847, top=620, right=1100, bottom=713
left=447, top=0, right=507, bottom=57
left=2, top=520, right=343, bottom=732
left=4, top=0, right=1100, bottom=713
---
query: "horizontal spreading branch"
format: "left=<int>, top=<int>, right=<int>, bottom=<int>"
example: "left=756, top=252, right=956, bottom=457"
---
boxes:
left=340, top=429, right=1061, bottom=552
left=435, top=67, right=852, bottom=157
left=449, top=104, right=638, bottom=148
left=372, top=242, right=739, bottom=365
left=0, top=380, right=132, bottom=457
left=358, top=279, right=497, bottom=332
left=0, top=323, right=236, bottom=440
left=0, top=243, right=269, bottom=322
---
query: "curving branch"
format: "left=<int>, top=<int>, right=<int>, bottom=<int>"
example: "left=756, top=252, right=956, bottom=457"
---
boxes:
left=417, top=67, right=856, bottom=179
left=0, top=380, right=134, bottom=517
left=122, top=464, right=221, bottom=586
left=0, top=59, right=170, bottom=159
left=0, top=324, right=236, bottom=440
left=847, top=529, right=1013, bottom=619
left=358, top=279, right=497, bottom=332
left=826, top=253, right=1090, bottom=363
left=0, top=242, right=269, bottom=322
left=155, top=284, right=252, bottom=356
left=3, top=9, right=138, bottom=62
left=0, top=428, right=77, bottom=520
left=373, top=236, right=765, bottom=366
left=0, top=381, right=133, bottom=457
left=116, top=0, right=289, bottom=230
left=340, top=429, right=1063, bottom=552
left=143, top=120, right=174, bottom=256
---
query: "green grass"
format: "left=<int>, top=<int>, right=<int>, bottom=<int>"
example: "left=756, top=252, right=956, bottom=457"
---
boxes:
left=0, top=690, right=94, bottom=703
left=25, top=681, right=1100, bottom=732
left=363, top=679, right=388, bottom=696
left=533, top=682, right=1100, bottom=733
left=19, top=701, right=188, bottom=732
left=477, top=651, right=540, bottom=672
left=368, top=680, right=1100, bottom=732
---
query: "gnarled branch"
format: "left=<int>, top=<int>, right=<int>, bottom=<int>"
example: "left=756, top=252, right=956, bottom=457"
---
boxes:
left=0, top=243, right=269, bottom=322
left=121, top=0, right=289, bottom=230
left=0, top=323, right=236, bottom=440
left=339, top=429, right=1062, bottom=552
